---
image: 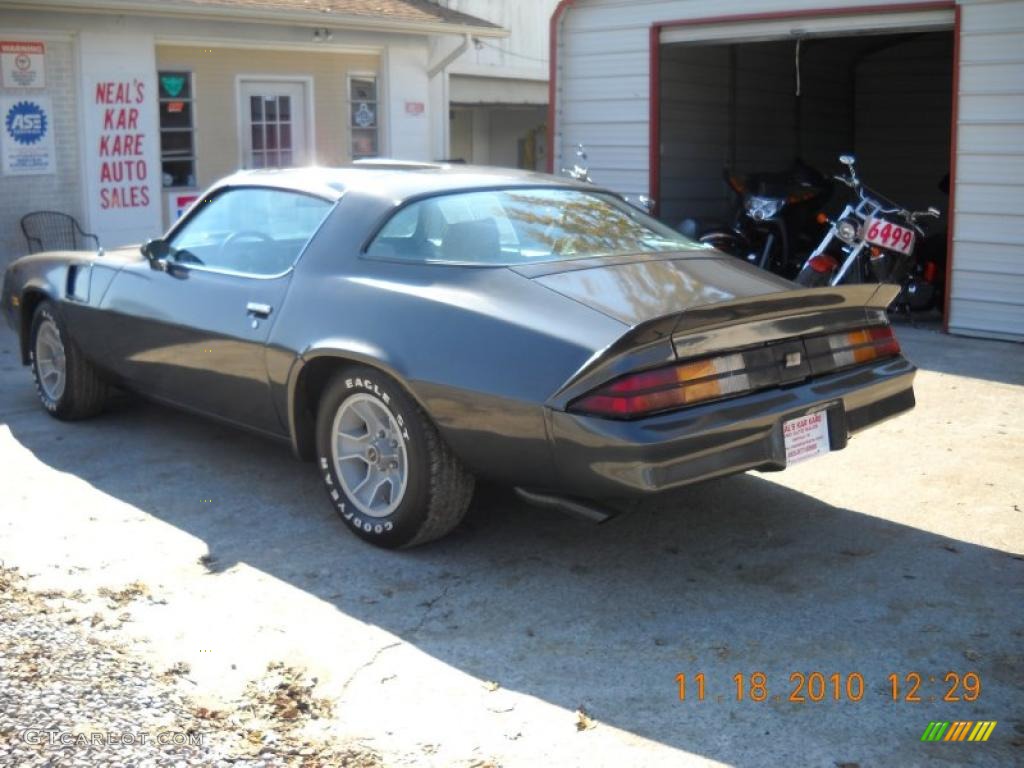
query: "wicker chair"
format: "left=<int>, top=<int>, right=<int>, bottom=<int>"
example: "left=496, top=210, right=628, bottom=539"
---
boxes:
left=21, top=211, right=100, bottom=253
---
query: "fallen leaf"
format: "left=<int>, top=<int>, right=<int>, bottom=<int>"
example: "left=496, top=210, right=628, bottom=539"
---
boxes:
left=575, top=707, right=596, bottom=731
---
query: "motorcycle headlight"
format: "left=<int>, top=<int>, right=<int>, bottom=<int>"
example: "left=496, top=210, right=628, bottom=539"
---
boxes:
left=745, top=196, right=784, bottom=221
left=836, top=218, right=859, bottom=243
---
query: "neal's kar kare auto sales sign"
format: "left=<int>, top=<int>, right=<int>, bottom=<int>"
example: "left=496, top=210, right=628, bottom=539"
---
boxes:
left=91, top=78, right=153, bottom=211
left=1, top=96, right=55, bottom=175
left=80, top=67, right=161, bottom=246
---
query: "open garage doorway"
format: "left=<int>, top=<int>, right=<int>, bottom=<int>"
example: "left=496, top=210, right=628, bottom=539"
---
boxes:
left=656, top=24, right=954, bottom=296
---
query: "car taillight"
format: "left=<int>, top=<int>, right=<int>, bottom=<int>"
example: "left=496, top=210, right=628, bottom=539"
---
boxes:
left=569, top=325, right=902, bottom=420
left=825, top=326, right=900, bottom=367
left=569, top=353, right=751, bottom=418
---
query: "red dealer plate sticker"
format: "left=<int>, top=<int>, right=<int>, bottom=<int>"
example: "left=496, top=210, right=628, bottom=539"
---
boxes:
left=865, top=217, right=915, bottom=255
left=783, top=412, right=830, bottom=465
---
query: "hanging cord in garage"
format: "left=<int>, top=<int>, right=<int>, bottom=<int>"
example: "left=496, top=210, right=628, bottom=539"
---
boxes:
left=795, top=38, right=802, bottom=96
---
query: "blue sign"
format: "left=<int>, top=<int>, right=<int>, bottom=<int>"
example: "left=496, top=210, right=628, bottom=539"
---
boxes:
left=5, top=99, right=47, bottom=145
left=2, top=96, right=54, bottom=174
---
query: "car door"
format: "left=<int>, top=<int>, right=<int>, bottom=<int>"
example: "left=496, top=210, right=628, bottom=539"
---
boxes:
left=98, top=186, right=333, bottom=434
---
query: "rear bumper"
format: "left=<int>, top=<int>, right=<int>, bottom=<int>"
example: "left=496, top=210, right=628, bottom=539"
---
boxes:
left=548, top=355, right=915, bottom=497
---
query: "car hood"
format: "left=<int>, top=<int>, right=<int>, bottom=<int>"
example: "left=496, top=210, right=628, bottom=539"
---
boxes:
left=510, top=252, right=795, bottom=326
left=9, top=244, right=144, bottom=270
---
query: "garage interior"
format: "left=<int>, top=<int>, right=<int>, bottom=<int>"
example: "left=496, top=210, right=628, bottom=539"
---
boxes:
left=657, top=29, right=955, bottom=240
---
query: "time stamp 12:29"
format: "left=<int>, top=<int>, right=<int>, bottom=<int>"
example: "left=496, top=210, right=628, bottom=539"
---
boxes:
left=675, top=672, right=982, bottom=703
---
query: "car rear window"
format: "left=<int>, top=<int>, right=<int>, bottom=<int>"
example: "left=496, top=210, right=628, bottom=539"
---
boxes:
left=365, top=188, right=702, bottom=265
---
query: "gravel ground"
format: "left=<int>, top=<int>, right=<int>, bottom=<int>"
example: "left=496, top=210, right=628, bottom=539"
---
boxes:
left=0, top=565, right=381, bottom=768
left=1, top=324, right=1022, bottom=767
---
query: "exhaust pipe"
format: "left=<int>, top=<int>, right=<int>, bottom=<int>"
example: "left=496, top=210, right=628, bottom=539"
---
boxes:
left=514, top=488, right=617, bottom=524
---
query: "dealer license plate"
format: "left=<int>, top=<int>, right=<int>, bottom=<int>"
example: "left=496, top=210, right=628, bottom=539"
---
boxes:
left=783, top=412, right=830, bottom=465
left=864, top=217, right=916, bottom=255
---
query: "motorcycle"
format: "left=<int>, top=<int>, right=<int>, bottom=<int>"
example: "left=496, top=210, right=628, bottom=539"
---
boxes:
left=688, top=159, right=833, bottom=278
left=562, top=143, right=593, bottom=183
left=562, top=143, right=656, bottom=213
left=796, top=155, right=943, bottom=311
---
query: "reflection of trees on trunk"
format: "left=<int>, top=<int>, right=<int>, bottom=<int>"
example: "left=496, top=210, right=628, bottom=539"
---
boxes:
left=503, top=192, right=672, bottom=257
left=553, top=262, right=737, bottom=322
left=578, top=262, right=702, bottom=319
left=500, top=191, right=730, bottom=318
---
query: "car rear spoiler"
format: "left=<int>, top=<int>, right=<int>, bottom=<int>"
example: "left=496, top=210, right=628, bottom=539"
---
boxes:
left=550, top=284, right=900, bottom=408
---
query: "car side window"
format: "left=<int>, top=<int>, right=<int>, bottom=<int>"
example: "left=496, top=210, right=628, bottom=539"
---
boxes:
left=169, top=187, right=332, bottom=276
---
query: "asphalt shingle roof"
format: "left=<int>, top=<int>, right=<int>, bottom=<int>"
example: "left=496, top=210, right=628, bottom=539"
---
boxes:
left=139, top=0, right=501, bottom=29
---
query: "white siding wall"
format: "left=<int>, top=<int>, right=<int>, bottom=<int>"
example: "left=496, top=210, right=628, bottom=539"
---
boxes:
left=556, top=0, right=1024, bottom=340
left=440, top=0, right=559, bottom=82
left=951, top=0, right=1024, bottom=340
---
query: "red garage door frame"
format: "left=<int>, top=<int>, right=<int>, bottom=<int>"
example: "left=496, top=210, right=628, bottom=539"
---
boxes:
left=549, top=0, right=961, bottom=331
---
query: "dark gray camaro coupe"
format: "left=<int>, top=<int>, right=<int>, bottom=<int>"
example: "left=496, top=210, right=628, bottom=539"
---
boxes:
left=2, top=164, right=915, bottom=547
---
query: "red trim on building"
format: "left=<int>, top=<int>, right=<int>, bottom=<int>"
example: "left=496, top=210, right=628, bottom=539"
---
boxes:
left=547, top=0, right=577, bottom=174
left=649, top=24, right=661, bottom=215
left=648, top=1, right=955, bottom=33
left=646, top=1, right=958, bottom=321
left=550, top=3, right=960, bottom=306
left=942, top=5, right=962, bottom=331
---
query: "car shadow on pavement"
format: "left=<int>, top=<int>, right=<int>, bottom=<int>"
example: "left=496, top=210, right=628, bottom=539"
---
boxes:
left=4, top=383, right=1023, bottom=767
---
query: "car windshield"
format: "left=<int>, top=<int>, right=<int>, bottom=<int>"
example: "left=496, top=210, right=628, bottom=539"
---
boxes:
left=365, top=188, right=704, bottom=265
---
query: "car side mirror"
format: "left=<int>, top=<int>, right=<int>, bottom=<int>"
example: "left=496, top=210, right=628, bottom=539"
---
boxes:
left=141, top=238, right=171, bottom=270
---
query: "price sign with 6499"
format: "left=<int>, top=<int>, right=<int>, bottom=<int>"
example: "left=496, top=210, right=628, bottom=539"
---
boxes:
left=675, top=672, right=981, bottom=703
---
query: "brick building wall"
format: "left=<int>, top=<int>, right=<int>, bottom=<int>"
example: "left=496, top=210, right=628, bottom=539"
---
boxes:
left=0, top=39, right=84, bottom=269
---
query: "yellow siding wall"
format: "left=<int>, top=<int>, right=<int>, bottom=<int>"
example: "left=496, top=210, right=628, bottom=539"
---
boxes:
left=155, top=45, right=379, bottom=190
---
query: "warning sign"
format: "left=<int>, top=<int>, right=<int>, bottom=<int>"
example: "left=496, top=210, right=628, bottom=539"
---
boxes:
left=1, top=41, right=45, bottom=89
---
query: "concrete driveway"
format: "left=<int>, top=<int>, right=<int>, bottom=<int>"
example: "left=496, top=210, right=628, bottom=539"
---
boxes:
left=1, top=324, right=1022, bottom=767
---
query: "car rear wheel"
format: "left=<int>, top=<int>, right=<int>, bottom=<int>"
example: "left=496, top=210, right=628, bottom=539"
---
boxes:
left=315, top=367, right=475, bottom=548
left=29, top=300, right=108, bottom=420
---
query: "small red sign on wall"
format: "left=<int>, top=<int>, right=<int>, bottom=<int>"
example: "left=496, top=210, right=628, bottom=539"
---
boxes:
left=405, top=101, right=425, bottom=116
left=0, top=41, right=45, bottom=88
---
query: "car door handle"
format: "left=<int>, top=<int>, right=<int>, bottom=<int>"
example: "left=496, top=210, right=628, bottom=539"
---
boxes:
left=246, top=302, right=273, bottom=318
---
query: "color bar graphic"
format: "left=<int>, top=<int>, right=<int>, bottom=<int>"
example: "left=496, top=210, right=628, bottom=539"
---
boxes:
left=921, top=721, right=996, bottom=742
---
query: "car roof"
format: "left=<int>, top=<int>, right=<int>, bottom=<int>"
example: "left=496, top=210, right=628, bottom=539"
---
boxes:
left=213, top=163, right=597, bottom=204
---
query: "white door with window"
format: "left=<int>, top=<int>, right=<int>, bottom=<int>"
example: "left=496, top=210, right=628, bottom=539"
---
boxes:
left=239, top=80, right=308, bottom=169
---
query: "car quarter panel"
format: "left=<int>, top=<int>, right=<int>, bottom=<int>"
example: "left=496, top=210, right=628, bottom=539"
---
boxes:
left=266, top=194, right=630, bottom=486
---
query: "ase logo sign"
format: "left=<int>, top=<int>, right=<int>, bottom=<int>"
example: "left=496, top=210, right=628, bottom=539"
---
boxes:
left=1, top=96, right=54, bottom=174
left=5, top=99, right=47, bottom=144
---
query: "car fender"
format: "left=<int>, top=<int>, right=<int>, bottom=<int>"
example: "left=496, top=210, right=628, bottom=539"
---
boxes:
left=283, top=339, right=415, bottom=460
left=5, top=266, right=63, bottom=364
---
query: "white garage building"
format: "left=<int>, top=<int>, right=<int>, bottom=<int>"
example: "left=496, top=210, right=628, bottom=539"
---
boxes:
left=549, top=0, right=1024, bottom=341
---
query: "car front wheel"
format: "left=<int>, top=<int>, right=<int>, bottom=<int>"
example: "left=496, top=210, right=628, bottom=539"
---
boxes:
left=315, top=367, right=475, bottom=548
left=29, top=300, right=108, bottom=420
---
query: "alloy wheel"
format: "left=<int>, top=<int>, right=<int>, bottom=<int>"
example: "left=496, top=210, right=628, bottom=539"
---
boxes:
left=331, top=392, right=408, bottom=517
